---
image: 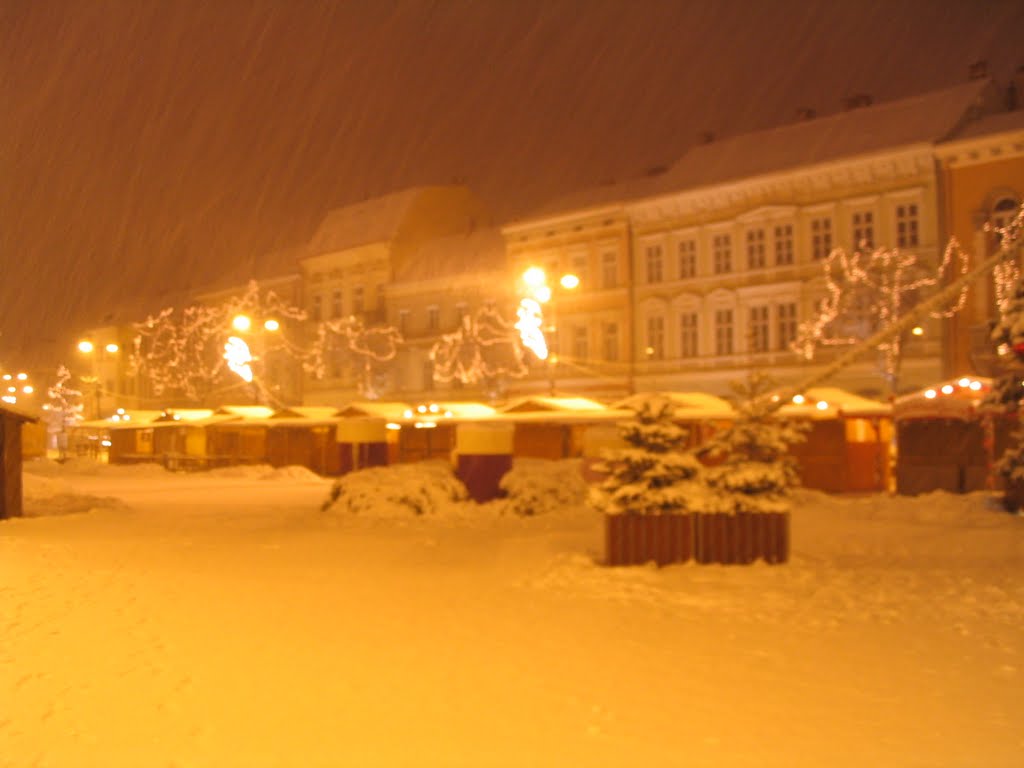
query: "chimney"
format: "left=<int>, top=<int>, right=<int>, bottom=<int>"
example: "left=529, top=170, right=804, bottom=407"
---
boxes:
left=796, top=107, right=817, bottom=121
left=969, top=59, right=988, bottom=80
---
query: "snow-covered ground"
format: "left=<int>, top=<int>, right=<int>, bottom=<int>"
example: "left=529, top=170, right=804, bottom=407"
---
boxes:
left=2, top=459, right=1022, bottom=767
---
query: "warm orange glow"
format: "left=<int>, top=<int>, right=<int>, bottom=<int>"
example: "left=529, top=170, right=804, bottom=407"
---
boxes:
left=77, top=340, right=94, bottom=353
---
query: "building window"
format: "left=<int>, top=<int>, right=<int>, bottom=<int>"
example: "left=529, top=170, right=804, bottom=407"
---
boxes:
left=427, top=305, right=440, bottom=332
left=602, top=322, right=619, bottom=361
left=713, top=234, right=732, bottom=274
left=714, top=309, right=734, bottom=356
left=811, top=217, right=833, bottom=259
left=749, top=305, right=770, bottom=353
left=423, top=360, right=434, bottom=391
left=777, top=303, right=798, bottom=350
left=331, top=290, right=342, bottom=319
left=602, top=252, right=618, bottom=289
left=774, top=224, right=793, bottom=266
left=895, top=204, right=919, bottom=248
left=679, top=313, right=698, bottom=358
left=746, top=228, right=766, bottom=270
left=646, top=316, right=665, bottom=360
left=645, top=244, right=664, bottom=283
left=572, top=325, right=588, bottom=361
left=398, top=309, right=410, bottom=335
left=852, top=210, right=874, bottom=249
left=678, top=239, right=696, bottom=279
left=571, top=254, right=588, bottom=286
left=312, top=295, right=322, bottom=322
left=352, top=286, right=364, bottom=314
left=375, top=285, right=386, bottom=313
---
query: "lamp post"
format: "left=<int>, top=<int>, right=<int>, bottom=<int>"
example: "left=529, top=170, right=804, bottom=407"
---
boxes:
left=224, top=314, right=281, bottom=403
left=76, top=338, right=120, bottom=418
left=518, top=267, right=579, bottom=396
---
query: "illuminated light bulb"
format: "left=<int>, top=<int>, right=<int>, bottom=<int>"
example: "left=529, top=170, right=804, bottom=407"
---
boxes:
left=957, top=377, right=970, bottom=387
left=560, top=274, right=580, bottom=290
left=232, top=314, right=252, bottom=332
left=16, top=373, right=27, bottom=380
left=78, top=340, right=94, bottom=353
left=998, top=343, right=1011, bottom=356
left=771, top=395, right=780, bottom=402
left=173, top=414, right=182, bottom=421
left=117, top=407, right=125, bottom=414
left=1, top=374, right=9, bottom=380
left=444, top=411, right=453, bottom=418
left=941, top=385, right=954, bottom=395
left=816, top=401, right=829, bottom=410
left=101, top=440, right=112, bottom=447
left=969, top=381, right=982, bottom=391
left=428, top=404, right=439, bottom=413
left=105, top=343, right=119, bottom=353
left=535, top=285, right=552, bottom=303
left=1, top=395, right=15, bottom=404
left=417, top=405, right=427, bottom=413
left=385, top=422, right=402, bottom=431
left=22, top=385, right=33, bottom=394
left=792, top=394, right=805, bottom=405
left=924, top=389, right=937, bottom=399
left=6, top=386, right=15, bottom=393
left=911, top=326, right=924, bottom=336
left=263, top=319, right=280, bottom=332
left=522, top=266, right=546, bottom=289
left=42, top=404, right=50, bottom=411
left=111, top=414, right=121, bottom=422
left=123, top=414, right=131, bottom=421
left=403, top=409, right=413, bottom=418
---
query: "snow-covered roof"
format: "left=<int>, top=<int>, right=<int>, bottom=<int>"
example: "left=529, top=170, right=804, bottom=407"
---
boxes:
left=943, top=108, right=1024, bottom=142
left=271, top=406, right=341, bottom=421
left=500, top=396, right=609, bottom=414
left=529, top=80, right=996, bottom=219
left=394, top=227, right=507, bottom=283
left=87, top=410, right=165, bottom=429
left=893, top=376, right=993, bottom=421
left=612, top=391, right=735, bottom=420
left=777, top=387, right=891, bottom=420
left=214, top=405, right=276, bottom=420
left=0, top=403, right=39, bottom=423
left=335, top=401, right=415, bottom=420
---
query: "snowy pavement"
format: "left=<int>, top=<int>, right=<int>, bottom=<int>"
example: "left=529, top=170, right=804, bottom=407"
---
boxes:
left=2, top=460, right=1023, bottom=767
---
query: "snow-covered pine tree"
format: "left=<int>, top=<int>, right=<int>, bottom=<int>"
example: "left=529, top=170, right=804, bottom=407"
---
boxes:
left=705, top=373, right=807, bottom=514
left=590, top=395, right=721, bottom=516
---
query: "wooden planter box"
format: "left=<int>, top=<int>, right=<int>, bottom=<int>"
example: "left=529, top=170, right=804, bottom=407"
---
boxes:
left=605, top=511, right=789, bottom=566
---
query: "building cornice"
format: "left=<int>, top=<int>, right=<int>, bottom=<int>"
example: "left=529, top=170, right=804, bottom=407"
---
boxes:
left=935, top=129, right=1024, bottom=169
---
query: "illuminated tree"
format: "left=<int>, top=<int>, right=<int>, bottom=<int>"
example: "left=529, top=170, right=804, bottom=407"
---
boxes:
left=305, top=316, right=403, bottom=399
left=45, top=365, right=83, bottom=458
left=793, top=239, right=969, bottom=393
left=430, top=306, right=527, bottom=393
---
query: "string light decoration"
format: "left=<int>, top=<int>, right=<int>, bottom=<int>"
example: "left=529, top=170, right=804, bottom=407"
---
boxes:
left=430, top=305, right=528, bottom=385
left=45, top=365, right=84, bottom=456
left=303, top=316, right=403, bottom=399
left=130, top=281, right=307, bottom=401
left=793, top=237, right=970, bottom=390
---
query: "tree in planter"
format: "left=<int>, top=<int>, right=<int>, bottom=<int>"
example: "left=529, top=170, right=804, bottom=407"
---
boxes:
left=591, top=395, right=722, bottom=517
left=703, top=373, right=807, bottom=514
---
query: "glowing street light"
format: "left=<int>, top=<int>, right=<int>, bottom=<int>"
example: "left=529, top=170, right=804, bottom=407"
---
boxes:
left=263, top=318, right=280, bottom=332
left=232, top=314, right=252, bottom=332
left=516, top=266, right=580, bottom=394
left=105, top=343, right=119, bottom=353
left=77, top=340, right=94, bottom=354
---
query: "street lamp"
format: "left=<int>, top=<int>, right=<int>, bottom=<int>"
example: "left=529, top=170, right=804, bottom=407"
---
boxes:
left=516, top=267, right=579, bottom=395
left=223, top=314, right=281, bottom=403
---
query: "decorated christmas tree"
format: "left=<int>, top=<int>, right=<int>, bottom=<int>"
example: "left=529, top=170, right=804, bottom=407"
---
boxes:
left=704, top=373, right=807, bottom=514
left=590, top=395, right=722, bottom=516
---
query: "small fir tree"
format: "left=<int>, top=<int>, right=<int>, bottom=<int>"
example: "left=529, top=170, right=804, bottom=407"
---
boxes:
left=704, top=373, right=807, bottom=514
left=45, top=365, right=84, bottom=459
left=590, top=395, right=722, bottom=516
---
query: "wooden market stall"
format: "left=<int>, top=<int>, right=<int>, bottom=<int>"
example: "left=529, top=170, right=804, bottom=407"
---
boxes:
left=611, top=391, right=735, bottom=449
left=779, top=387, right=892, bottom=493
left=498, top=396, right=623, bottom=460
left=893, top=377, right=1010, bottom=495
left=266, top=406, right=344, bottom=475
left=204, top=405, right=275, bottom=467
left=1, top=404, right=38, bottom=519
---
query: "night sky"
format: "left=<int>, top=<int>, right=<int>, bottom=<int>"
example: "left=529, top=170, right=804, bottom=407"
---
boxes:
left=2, top=0, right=1023, bottom=366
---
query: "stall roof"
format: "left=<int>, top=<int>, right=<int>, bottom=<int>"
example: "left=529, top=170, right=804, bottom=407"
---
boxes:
left=0, top=403, right=38, bottom=423
left=893, top=376, right=992, bottom=421
left=82, top=409, right=165, bottom=429
left=612, top=392, right=735, bottom=419
left=335, top=401, right=414, bottom=420
left=777, top=387, right=891, bottom=420
left=214, top=405, right=276, bottom=420
left=500, top=396, right=609, bottom=414
left=272, top=406, right=341, bottom=421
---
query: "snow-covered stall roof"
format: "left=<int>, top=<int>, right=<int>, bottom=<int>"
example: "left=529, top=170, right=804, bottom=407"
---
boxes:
left=777, top=387, right=891, bottom=420
left=496, top=396, right=629, bottom=423
left=84, top=409, right=165, bottom=430
left=271, top=406, right=341, bottom=422
left=528, top=79, right=995, bottom=220
left=214, top=405, right=276, bottom=420
left=0, top=403, right=39, bottom=423
left=893, top=377, right=993, bottom=421
left=500, top=396, right=608, bottom=414
left=612, top=392, right=735, bottom=420
left=335, top=401, right=415, bottom=421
